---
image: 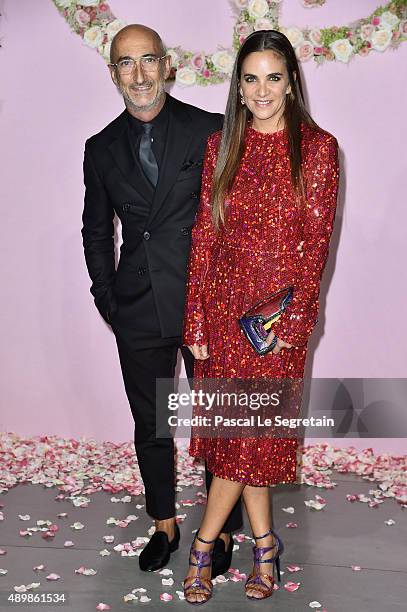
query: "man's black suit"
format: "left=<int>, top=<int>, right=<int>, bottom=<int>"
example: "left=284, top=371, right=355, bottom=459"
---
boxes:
left=82, top=94, right=243, bottom=528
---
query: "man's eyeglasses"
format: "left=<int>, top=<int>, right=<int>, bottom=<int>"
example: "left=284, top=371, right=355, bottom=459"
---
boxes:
left=109, top=55, right=167, bottom=75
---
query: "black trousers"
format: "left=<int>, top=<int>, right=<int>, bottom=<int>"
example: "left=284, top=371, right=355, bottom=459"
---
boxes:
left=113, top=331, right=243, bottom=531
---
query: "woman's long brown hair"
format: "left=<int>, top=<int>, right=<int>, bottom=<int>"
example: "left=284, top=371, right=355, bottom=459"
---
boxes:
left=212, top=29, right=321, bottom=230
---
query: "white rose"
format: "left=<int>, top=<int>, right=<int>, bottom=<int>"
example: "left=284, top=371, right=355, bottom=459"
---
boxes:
left=176, top=67, right=197, bottom=87
left=254, top=18, right=274, bottom=31
left=106, top=19, right=126, bottom=41
left=166, top=48, right=179, bottom=67
left=248, top=0, right=269, bottom=20
left=329, top=38, right=353, bottom=63
left=211, top=50, right=235, bottom=75
left=55, top=0, right=74, bottom=8
left=371, top=28, right=392, bottom=52
left=83, top=25, right=104, bottom=49
left=284, top=27, right=304, bottom=48
left=380, top=11, right=400, bottom=29
left=79, top=0, right=99, bottom=6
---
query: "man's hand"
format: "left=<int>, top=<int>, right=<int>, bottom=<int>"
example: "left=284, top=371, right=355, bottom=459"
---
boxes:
left=266, top=330, right=293, bottom=354
left=188, top=344, right=209, bottom=360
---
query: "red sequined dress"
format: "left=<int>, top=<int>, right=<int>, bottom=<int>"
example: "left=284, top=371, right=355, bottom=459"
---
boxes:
left=183, top=123, right=339, bottom=486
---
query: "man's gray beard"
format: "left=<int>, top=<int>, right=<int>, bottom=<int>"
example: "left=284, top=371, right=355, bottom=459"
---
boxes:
left=118, top=81, right=166, bottom=113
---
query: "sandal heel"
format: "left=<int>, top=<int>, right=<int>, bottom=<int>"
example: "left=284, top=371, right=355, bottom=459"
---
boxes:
left=245, top=527, right=284, bottom=600
left=275, top=553, right=281, bottom=582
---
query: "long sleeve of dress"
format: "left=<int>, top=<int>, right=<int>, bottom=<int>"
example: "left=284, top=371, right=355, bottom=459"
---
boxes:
left=183, top=134, right=218, bottom=346
left=272, top=133, right=339, bottom=347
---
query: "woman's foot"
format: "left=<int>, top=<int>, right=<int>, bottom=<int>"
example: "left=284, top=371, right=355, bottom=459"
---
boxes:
left=183, top=531, right=216, bottom=604
left=245, top=530, right=281, bottom=600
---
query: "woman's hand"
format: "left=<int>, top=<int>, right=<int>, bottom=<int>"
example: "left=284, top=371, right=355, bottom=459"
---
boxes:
left=188, top=344, right=210, bottom=360
left=266, top=330, right=293, bottom=354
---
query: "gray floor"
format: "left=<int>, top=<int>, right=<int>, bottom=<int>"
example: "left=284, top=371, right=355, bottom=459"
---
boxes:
left=0, top=472, right=406, bottom=611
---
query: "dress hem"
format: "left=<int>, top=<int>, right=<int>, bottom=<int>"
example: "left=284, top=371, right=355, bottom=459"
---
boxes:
left=190, top=450, right=298, bottom=487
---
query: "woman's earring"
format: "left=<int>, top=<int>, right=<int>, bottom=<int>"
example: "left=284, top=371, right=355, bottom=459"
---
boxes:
left=240, top=95, right=245, bottom=105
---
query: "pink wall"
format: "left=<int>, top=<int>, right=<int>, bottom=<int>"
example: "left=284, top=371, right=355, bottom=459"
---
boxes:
left=1, top=0, right=406, bottom=454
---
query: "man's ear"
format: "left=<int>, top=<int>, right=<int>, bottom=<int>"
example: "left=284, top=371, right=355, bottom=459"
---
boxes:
left=109, top=65, right=118, bottom=87
left=163, top=54, right=172, bottom=80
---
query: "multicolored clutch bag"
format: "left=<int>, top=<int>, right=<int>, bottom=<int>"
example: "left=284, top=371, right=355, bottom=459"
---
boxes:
left=238, top=286, right=293, bottom=355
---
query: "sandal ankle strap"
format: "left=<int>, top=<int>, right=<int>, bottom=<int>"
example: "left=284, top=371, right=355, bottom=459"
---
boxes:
left=253, top=528, right=274, bottom=540
left=252, top=528, right=284, bottom=557
left=195, top=532, right=217, bottom=545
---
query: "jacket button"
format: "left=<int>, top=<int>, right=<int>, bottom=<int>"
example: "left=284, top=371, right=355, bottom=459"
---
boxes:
left=138, top=266, right=146, bottom=276
left=143, top=231, right=151, bottom=240
left=180, top=227, right=189, bottom=235
left=191, top=192, right=199, bottom=199
left=123, top=204, right=130, bottom=212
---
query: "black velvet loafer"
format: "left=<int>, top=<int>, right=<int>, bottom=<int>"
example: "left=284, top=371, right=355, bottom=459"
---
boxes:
left=139, top=523, right=180, bottom=572
left=211, top=533, right=234, bottom=578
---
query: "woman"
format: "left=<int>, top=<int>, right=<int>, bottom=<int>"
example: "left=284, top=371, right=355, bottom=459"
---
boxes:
left=182, top=30, right=339, bottom=604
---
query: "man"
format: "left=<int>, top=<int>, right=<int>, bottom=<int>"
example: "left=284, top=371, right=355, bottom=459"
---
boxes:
left=81, top=24, right=243, bottom=574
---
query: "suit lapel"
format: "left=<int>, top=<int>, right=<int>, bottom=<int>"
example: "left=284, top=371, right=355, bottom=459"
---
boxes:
left=108, top=114, right=154, bottom=203
left=147, top=96, right=193, bottom=226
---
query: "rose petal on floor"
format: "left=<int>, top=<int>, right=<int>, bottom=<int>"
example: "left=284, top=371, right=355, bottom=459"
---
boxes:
left=286, top=564, right=303, bottom=572
left=284, top=581, right=301, bottom=592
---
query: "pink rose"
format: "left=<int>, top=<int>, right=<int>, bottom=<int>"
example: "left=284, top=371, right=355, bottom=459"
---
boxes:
left=99, top=3, right=109, bottom=10
left=190, top=53, right=206, bottom=72
left=235, top=22, right=252, bottom=37
left=202, top=69, right=210, bottom=78
left=392, top=30, right=401, bottom=40
left=372, top=16, right=381, bottom=26
left=309, top=29, right=322, bottom=45
left=359, top=46, right=370, bottom=56
left=314, top=46, right=323, bottom=54
left=360, top=24, right=375, bottom=41
left=75, top=9, right=90, bottom=27
left=87, top=8, right=97, bottom=22
left=296, top=42, right=314, bottom=61
left=401, top=20, right=407, bottom=34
